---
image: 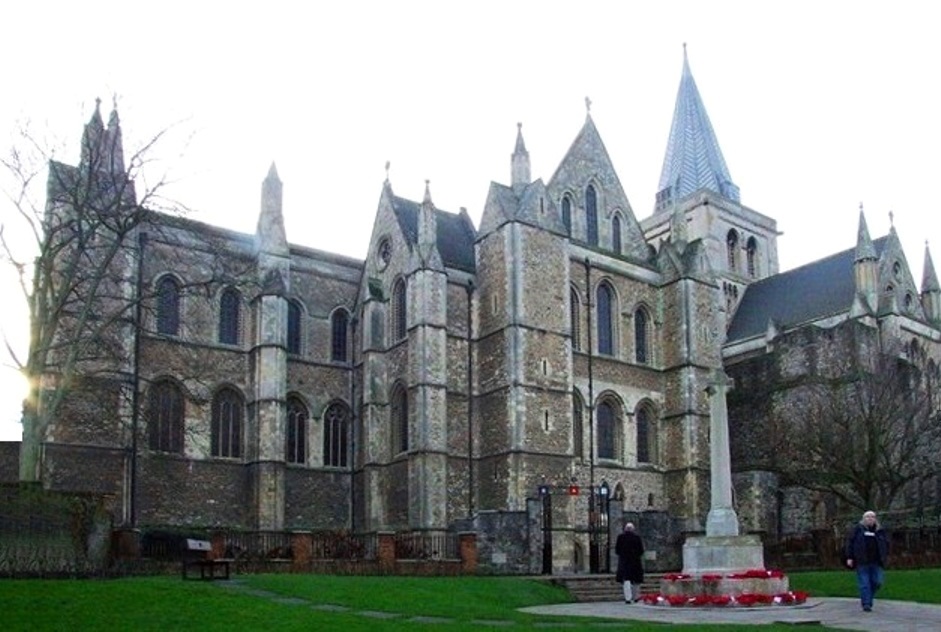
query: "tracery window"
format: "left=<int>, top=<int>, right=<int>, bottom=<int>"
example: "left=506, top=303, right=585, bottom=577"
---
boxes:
left=148, top=379, right=184, bottom=453
left=156, top=276, right=181, bottom=336
left=218, top=287, right=241, bottom=345
left=586, top=185, right=599, bottom=246
left=286, top=396, right=308, bottom=464
left=634, top=306, right=650, bottom=365
left=331, top=308, right=349, bottom=362
left=392, top=278, right=407, bottom=341
left=323, top=402, right=350, bottom=467
left=596, top=399, right=619, bottom=460
left=597, top=282, right=615, bottom=356
left=211, top=387, right=242, bottom=458
left=287, top=300, right=302, bottom=355
left=390, top=383, right=409, bottom=455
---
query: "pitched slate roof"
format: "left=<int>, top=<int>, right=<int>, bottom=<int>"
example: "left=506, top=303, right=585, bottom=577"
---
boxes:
left=727, top=237, right=888, bottom=343
left=391, top=195, right=477, bottom=272
left=657, top=47, right=740, bottom=206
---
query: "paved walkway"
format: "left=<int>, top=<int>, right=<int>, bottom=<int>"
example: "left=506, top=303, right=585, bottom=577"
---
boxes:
left=218, top=580, right=941, bottom=630
left=522, top=597, right=941, bottom=631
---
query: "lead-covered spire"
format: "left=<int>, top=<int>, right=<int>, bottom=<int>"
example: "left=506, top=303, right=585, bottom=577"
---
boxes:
left=510, top=122, right=531, bottom=193
left=655, top=44, right=739, bottom=211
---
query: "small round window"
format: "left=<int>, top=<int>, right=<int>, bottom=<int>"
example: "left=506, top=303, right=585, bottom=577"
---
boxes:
left=377, top=238, right=392, bottom=269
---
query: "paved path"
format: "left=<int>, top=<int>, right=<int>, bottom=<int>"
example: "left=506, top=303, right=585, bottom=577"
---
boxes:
left=522, top=597, right=941, bottom=631
left=218, top=580, right=941, bottom=630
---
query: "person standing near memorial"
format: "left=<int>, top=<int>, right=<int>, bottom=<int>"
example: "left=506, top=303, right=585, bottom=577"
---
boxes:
left=844, top=510, right=889, bottom=612
left=615, top=522, right=644, bottom=603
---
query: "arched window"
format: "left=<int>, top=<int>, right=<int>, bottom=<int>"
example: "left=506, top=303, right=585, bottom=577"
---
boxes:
left=211, top=387, right=242, bottom=458
left=286, top=396, right=308, bottom=464
left=597, top=282, right=615, bottom=356
left=636, top=404, right=655, bottom=464
left=331, top=309, right=349, bottom=362
left=634, top=306, right=650, bottom=365
left=612, top=215, right=622, bottom=255
left=561, top=195, right=572, bottom=236
left=586, top=185, right=599, bottom=246
left=156, top=276, right=181, bottom=336
left=391, top=383, right=409, bottom=455
left=727, top=229, right=739, bottom=271
left=573, top=391, right=584, bottom=460
left=218, top=287, right=241, bottom=345
left=570, top=287, right=581, bottom=352
left=746, top=237, right=758, bottom=278
left=148, top=379, right=184, bottom=453
left=323, top=402, right=350, bottom=467
left=596, top=399, right=619, bottom=460
left=392, top=278, right=407, bottom=341
left=287, top=300, right=302, bottom=355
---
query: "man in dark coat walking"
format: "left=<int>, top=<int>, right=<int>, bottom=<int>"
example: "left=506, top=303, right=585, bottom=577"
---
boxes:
left=615, top=522, right=644, bottom=603
left=844, top=510, right=889, bottom=612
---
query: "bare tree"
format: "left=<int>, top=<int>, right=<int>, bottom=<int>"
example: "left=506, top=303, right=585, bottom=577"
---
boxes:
left=768, top=344, right=941, bottom=512
left=0, top=103, right=184, bottom=482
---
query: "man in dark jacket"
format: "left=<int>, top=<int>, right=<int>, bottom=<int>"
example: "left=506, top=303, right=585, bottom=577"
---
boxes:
left=615, top=522, right=644, bottom=603
left=844, top=510, right=889, bottom=612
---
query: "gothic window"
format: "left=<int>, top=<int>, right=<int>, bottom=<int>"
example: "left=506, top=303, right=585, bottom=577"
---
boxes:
left=390, top=383, right=409, bottom=455
left=218, top=287, right=241, bottom=345
left=634, top=306, right=650, bottom=365
left=573, top=391, right=584, bottom=460
left=331, top=308, right=349, bottom=362
left=286, top=396, right=308, bottom=464
left=596, top=281, right=615, bottom=356
left=596, top=399, right=619, bottom=461
left=148, top=379, right=184, bottom=453
left=586, top=185, right=599, bottom=246
left=561, top=195, right=572, bottom=236
left=570, top=287, right=581, bottom=352
left=211, top=387, right=242, bottom=458
left=727, top=229, right=739, bottom=272
left=746, top=237, right=758, bottom=278
left=323, top=401, right=350, bottom=468
left=156, top=275, right=180, bottom=336
left=636, top=403, right=656, bottom=464
left=287, top=300, right=302, bottom=354
left=392, top=278, right=407, bottom=341
left=612, top=214, right=622, bottom=255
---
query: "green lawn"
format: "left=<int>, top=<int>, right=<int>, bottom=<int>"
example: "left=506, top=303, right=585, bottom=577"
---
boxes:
left=1, top=568, right=938, bottom=631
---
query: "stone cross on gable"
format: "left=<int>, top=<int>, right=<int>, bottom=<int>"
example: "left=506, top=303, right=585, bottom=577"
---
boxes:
left=585, top=96, right=592, bottom=113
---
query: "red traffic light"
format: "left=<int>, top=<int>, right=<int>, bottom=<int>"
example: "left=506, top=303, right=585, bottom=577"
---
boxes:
left=568, top=484, right=579, bottom=496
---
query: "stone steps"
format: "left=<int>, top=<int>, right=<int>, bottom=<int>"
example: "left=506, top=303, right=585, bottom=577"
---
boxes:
left=547, top=573, right=665, bottom=603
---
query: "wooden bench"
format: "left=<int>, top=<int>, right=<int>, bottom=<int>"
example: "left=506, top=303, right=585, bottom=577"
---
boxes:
left=181, top=539, right=230, bottom=580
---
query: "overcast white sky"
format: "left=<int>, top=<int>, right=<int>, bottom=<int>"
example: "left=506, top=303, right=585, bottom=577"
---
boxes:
left=1, top=1, right=939, bottom=441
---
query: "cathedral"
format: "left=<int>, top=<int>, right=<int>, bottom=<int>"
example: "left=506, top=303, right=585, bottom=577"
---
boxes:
left=18, top=49, right=941, bottom=574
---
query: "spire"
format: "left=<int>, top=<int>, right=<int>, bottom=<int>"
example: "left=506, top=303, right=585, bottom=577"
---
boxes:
left=80, top=98, right=105, bottom=169
left=655, top=44, right=739, bottom=212
left=511, top=122, right=531, bottom=192
left=419, top=179, right=436, bottom=246
left=105, top=99, right=125, bottom=174
left=854, top=203, right=878, bottom=313
left=923, top=242, right=940, bottom=293
left=256, top=162, right=288, bottom=257
left=854, top=203, right=877, bottom=262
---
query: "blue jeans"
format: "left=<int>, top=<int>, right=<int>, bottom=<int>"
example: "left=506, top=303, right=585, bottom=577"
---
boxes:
left=855, top=563, right=884, bottom=608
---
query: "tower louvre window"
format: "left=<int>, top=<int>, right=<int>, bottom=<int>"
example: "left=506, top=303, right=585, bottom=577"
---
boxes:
left=392, top=278, right=407, bottom=341
left=727, top=229, right=739, bottom=271
left=612, top=214, right=622, bottom=254
left=562, top=195, right=572, bottom=236
left=746, top=237, right=758, bottom=278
